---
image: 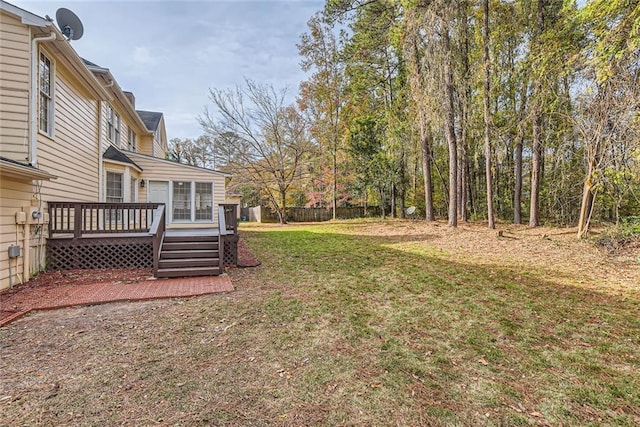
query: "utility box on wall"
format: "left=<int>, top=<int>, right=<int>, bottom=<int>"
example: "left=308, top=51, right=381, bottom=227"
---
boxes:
left=15, top=212, right=26, bottom=224
left=8, top=244, right=21, bottom=258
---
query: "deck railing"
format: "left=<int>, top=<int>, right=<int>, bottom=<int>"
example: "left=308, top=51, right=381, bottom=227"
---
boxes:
left=48, top=202, right=161, bottom=238
left=220, top=204, right=239, bottom=235
left=149, top=204, right=166, bottom=276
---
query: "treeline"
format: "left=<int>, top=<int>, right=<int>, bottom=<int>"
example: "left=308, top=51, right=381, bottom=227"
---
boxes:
left=178, top=0, right=639, bottom=235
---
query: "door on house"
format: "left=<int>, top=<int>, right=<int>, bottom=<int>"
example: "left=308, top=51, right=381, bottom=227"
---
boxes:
left=148, top=181, right=169, bottom=223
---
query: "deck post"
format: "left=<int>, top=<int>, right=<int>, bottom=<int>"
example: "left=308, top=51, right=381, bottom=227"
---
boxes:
left=73, top=203, right=82, bottom=239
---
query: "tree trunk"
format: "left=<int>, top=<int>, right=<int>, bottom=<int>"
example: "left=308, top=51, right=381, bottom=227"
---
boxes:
left=529, top=113, right=542, bottom=227
left=514, top=130, right=524, bottom=224
left=513, top=81, right=528, bottom=224
left=458, top=0, right=470, bottom=223
left=458, top=130, right=468, bottom=222
left=483, top=0, right=495, bottom=229
left=529, top=0, right=545, bottom=228
left=400, top=149, right=407, bottom=219
left=443, top=30, right=458, bottom=227
left=391, top=184, right=397, bottom=218
left=280, top=189, right=287, bottom=224
left=577, top=178, right=594, bottom=238
left=467, top=157, right=475, bottom=217
left=421, top=123, right=435, bottom=221
left=332, top=144, right=337, bottom=220
left=578, top=153, right=600, bottom=238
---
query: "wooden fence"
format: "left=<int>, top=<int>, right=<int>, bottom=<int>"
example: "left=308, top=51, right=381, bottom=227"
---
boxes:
left=241, top=206, right=381, bottom=223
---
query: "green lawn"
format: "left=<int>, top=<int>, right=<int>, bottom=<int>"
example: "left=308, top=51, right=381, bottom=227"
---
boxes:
left=1, top=220, right=639, bottom=426
left=236, top=222, right=639, bottom=425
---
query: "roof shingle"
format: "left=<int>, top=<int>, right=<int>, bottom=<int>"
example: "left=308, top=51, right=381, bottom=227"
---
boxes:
left=136, top=110, right=163, bottom=132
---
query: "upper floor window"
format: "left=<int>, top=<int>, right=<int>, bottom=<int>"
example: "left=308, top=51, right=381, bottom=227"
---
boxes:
left=107, top=106, right=121, bottom=145
left=128, top=128, right=136, bottom=151
left=39, top=52, right=54, bottom=135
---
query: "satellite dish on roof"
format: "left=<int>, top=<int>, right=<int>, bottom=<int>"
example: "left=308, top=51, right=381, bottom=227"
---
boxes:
left=56, top=8, right=84, bottom=41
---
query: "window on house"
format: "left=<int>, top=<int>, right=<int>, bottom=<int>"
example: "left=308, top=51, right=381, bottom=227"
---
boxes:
left=107, top=106, right=120, bottom=145
left=106, top=172, right=123, bottom=203
left=173, top=181, right=191, bottom=221
left=39, top=52, right=53, bottom=135
left=195, top=182, right=213, bottom=220
left=128, top=128, right=136, bottom=151
left=106, top=171, right=123, bottom=222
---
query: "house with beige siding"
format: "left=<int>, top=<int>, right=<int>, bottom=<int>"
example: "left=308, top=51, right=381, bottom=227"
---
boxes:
left=0, top=1, right=236, bottom=290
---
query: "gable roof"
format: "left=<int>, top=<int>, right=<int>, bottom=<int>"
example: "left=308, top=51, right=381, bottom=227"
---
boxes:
left=136, top=110, right=163, bottom=132
left=124, top=150, right=231, bottom=178
left=103, top=146, right=142, bottom=171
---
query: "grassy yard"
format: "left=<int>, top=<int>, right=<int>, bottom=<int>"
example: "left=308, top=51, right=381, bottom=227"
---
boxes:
left=1, top=220, right=639, bottom=426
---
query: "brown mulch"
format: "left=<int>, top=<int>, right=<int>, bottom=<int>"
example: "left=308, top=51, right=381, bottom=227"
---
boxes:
left=236, top=238, right=261, bottom=268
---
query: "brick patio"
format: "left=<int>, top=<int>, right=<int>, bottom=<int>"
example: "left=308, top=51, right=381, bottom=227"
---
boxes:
left=0, top=275, right=234, bottom=327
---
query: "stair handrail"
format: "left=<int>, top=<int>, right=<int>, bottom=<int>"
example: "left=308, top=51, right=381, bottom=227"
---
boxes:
left=218, top=205, right=229, bottom=273
left=149, top=204, right=166, bottom=276
left=218, top=205, right=231, bottom=236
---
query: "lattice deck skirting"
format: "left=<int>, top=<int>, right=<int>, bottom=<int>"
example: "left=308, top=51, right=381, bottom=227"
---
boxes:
left=47, top=237, right=153, bottom=271
left=223, top=234, right=240, bottom=267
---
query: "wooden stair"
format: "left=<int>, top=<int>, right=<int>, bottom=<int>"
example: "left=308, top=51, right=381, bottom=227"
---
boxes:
left=156, top=234, right=221, bottom=278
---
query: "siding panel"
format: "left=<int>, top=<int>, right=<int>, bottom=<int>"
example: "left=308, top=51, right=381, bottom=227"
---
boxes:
left=0, top=11, right=30, bottom=162
left=37, top=60, right=100, bottom=203
left=0, top=177, right=32, bottom=291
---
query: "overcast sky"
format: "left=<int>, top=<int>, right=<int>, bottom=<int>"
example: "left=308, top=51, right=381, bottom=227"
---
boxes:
left=11, top=0, right=323, bottom=140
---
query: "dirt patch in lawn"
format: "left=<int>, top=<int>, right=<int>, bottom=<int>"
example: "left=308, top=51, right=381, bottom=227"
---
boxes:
left=332, top=220, right=640, bottom=299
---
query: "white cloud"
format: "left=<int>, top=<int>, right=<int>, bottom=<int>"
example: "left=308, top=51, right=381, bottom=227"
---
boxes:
left=11, top=0, right=324, bottom=139
left=131, top=46, right=153, bottom=66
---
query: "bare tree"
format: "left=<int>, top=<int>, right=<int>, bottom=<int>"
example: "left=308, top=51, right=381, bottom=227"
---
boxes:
left=574, top=74, right=640, bottom=238
left=199, top=80, right=311, bottom=224
left=168, top=137, right=197, bottom=166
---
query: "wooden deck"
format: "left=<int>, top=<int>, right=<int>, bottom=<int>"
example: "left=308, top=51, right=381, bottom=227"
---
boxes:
left=50, top=229, right=221, bottom=240
left=46, top=202, right=239, bottom=277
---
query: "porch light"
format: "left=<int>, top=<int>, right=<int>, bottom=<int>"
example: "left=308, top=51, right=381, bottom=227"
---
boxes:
left=140, top=179, right=145, bottom=188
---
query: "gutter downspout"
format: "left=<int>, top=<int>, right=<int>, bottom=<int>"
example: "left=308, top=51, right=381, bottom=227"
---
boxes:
left=29, top=31, right=57, bottom=166
left=98, top=101, right=104, bottom=201
left=23, top=217, right=30, bottom=286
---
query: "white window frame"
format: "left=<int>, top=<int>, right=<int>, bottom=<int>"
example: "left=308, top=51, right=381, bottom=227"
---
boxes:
left=169, top=181, right=215, bottom=222
left=105, top=171, right=124, bottom=223
left=172, top=181, right=192, bottom=222
left=107, top=106, right=121, bottom=146
left=106, top=171, right=124, bottom=203
left=128, top=128, right=137, bottom=151
left=38, top=50, right=54, bottom=136
left=195, top=182, right=214, bottom=221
